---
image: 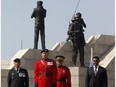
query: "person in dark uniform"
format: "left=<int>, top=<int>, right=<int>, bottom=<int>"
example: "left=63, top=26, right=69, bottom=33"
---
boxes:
left=55, top=55, right=71, bottom=87
left=67, top=12, right=86, bottom=67
left=7, top=58, right=29, bottom=87
left=31, top=1, right=47, bottom=49
left=85, top=56, right=108, bottom=87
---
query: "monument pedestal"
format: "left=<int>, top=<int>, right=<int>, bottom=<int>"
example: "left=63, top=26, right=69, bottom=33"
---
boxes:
left=1, top=34, right=115, bottom=87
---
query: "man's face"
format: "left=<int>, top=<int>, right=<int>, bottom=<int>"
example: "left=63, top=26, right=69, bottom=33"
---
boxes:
left=93, top=58, right=99, bottom=66
left=41, top=52, right=49, bottom=59
left=14, top=62, right=21, bottom=68
left=56, top=60, right=63, bottom=66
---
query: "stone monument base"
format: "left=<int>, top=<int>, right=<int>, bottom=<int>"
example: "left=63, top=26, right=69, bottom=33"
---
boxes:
left=1, top=34, right=115, bottom=87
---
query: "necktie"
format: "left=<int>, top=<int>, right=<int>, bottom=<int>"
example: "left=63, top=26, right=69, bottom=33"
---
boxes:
left=94, top=67, right=97, bottom=75
left=16, top=68, right=19, bottom=73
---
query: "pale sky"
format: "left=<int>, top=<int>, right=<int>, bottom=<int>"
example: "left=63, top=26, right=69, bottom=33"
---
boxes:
left=1, top=0, right=115, bottom=59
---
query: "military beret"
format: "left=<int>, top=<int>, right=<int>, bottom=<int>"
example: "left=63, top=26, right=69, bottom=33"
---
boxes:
left=14, top=58, right=20, bottom=62
left=41, top=49, right=49, bottom=53
left=55, top=55, right=65, bottom=61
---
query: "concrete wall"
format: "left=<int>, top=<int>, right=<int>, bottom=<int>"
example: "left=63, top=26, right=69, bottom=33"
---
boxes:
left=1, top=34, right=115, bottom=87
left=2, top=63, right=115, bottom=87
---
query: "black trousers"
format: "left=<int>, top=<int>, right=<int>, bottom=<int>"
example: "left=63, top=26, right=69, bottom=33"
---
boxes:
left=72, top=41, right=84, bottom=66
left=34, top=22, right=45, bottom=49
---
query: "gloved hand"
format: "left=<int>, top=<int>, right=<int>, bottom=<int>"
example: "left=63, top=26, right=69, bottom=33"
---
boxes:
left=35, top=83, right=38, bottom=87
left=52, top=83, right=56, bottom=87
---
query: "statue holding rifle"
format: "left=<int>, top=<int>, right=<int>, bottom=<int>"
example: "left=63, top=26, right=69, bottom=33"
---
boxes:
left=67, top=12, right=86, bottom=67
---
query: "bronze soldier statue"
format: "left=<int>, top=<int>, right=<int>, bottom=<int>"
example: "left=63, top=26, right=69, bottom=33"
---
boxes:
left=67, top=12, right=86, bottom=67
left=31, top=1, right=46, bottom=49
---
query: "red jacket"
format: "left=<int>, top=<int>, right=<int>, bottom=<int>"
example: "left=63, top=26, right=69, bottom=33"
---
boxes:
left=56, top=66, right=71, bottom=87
left=34, top=58, right=57, bottom=87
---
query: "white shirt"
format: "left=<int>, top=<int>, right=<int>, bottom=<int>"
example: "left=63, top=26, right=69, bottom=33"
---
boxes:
left=93, top=65, right=99, bottom=75
left=15, top=68, right=20, bottom=73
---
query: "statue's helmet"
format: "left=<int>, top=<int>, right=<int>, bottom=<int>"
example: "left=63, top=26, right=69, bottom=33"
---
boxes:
left=71, top=15, right=76, bottom=22
left=37, top=1, right=43, bottom=6
left=76, top=12, right=82, bottom=18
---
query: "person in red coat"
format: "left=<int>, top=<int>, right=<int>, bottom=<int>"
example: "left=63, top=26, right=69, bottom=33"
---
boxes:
left=55, top=55, right=71, bottom=87
left=34, top=49, right=57, bottom=87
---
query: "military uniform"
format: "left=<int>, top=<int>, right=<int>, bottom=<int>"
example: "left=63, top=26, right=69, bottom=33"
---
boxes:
left=68, top=13, right=86, bottom=67
left=7, top=68, right=29, bottom=87
left=55, top=55, right=71, bottom=87
left=31, top=1, right=47, bottom=49
left=34, top=58, right=57, bottom=87
left=57, top=66, right=71, bottom=87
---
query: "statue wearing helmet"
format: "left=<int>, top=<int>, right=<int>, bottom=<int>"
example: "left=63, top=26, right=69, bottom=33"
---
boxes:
left=66, top=12, right=86, bottom=67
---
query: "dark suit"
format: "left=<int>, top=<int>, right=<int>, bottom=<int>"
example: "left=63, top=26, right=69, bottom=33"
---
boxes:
left=85, top=66, right=108, bottom=87
left=7, top=68, right=29, bottom=87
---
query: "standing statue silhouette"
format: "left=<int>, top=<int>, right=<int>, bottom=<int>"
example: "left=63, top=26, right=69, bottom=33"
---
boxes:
left=67, top=12, right=86, bottom=67
left=31, top=1, right=47, bottom=49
